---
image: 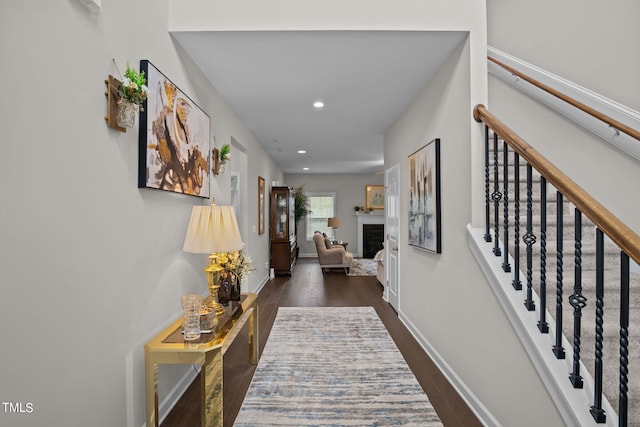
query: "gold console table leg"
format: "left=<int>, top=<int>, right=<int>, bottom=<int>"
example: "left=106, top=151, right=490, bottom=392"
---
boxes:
left=201, top=347, right=223, bottom=427
left=145, top=350, right=159, bottom=427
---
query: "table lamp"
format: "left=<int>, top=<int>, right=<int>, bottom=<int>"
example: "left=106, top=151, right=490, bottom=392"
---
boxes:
left=328, top=217, right=342, bottom=242
left=183, top=202, right=244, bottom=315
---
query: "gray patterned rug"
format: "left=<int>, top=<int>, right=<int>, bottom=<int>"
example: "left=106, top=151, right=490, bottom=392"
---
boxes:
left=234, top=307, right=443, bottom=426
left=347, top=258, right=378, bottom=276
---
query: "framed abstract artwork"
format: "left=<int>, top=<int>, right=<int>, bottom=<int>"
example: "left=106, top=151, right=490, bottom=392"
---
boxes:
left=366, top=185, right=384, bottom=210
left=138, top=60, right=211, bottom=198
left=408, top=138, right=441, bottom=253
left=258, top=176, right=265, bottom=235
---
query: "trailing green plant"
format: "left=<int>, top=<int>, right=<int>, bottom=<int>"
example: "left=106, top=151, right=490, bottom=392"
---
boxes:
left=118, top=63, right=148, bottom=105
left=292, top=185, right=311, bottom=224
left=219, top=144, right=231, bottom=163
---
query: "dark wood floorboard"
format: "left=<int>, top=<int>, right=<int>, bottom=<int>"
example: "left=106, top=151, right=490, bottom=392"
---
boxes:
left=161, top=258, right=482, bottom=427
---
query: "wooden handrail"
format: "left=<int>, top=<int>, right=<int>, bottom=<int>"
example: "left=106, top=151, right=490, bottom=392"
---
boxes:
left=474, top=103, right=640, bottom=266
left=488, top=56, right=640, bottom=142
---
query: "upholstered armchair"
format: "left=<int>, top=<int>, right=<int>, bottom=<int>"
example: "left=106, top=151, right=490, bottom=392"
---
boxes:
left=374, top=247, right=385, bottom=285
left=312, top=232, right=353, bottom=273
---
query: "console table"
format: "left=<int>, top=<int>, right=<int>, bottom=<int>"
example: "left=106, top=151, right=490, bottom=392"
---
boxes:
left=144, top=293, right=259, bottom=427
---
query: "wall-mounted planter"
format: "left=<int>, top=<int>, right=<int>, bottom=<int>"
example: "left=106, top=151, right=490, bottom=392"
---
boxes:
left=104, top=75, right=126, bottom=132
left=115, top=99, right=138, bottom=128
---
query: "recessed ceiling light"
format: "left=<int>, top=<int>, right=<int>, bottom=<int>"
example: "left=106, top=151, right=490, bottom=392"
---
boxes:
left=298, top=150, right=307, bottom=154
left=313, top=101, right=324, bottom=109
left=303, top=167, right=309, bottom=171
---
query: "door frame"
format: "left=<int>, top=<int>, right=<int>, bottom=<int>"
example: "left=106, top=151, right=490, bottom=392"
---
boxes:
left=385, top=163, right=400, bottom=310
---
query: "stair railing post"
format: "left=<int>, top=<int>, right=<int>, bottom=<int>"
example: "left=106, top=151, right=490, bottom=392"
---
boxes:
left=553, top=191, right=565, bottom=359
left=484, top=125, right=492, bottom=242
left=619, top=251, right=630, bottom=427
left=502, top=141, right=511, bottom=272
left=537, top=177, right=549, bottom=333
left=569, top=208, right=586, bottom=388
left=492, top=132, right=502, bottom=256
left=590, top=228, right=606, bottom=423
left=523, top=164, right=536, bottom=311
left=512, top=152, right=522, bottom=291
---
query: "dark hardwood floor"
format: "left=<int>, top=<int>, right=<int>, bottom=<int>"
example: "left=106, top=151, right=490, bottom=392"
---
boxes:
left=161, top=258, right=482, bottom=427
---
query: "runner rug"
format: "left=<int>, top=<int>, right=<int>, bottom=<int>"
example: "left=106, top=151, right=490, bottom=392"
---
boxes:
left=233, top=307, right=443, bottom=426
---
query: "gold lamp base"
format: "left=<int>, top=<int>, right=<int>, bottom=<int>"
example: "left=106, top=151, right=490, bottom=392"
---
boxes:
left=205, top=255, right=226, bottom=316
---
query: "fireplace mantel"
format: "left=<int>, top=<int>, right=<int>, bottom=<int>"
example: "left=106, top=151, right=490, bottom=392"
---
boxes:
left=356, top=212, right=384, bottom=258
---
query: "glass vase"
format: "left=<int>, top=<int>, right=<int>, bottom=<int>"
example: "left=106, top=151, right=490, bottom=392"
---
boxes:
left=116, top=99, right=139, bottom=128
left=230, top=273, right=241, bottom=301
left=180, top=294, right=202, bottom=341
left=218, top=272, right=232, bottom=306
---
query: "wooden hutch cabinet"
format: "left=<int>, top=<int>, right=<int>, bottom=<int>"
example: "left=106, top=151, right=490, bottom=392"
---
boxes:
left=270, top=186, right=297, bottom=275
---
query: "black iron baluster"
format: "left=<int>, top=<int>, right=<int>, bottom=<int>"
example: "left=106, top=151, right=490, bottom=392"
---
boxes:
left=523, top=164, right=535, bottom=311
left=569, top=208, right=586, bottom=388
left=512, top=152, right=522, bottom=291
left=590, top=228, right=606, bottom=423
left=537, top=177, right=549, bottom=333
left=484, top=125, right=492, bottom=243
left=492, top=132, right=502, bottom=256
left=619, top=251, right=630, bottom=426
left=553, top=191, right=565, bottom=359
left=502, top=141, right=511, bottom=272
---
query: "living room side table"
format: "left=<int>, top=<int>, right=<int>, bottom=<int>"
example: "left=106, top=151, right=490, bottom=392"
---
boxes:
left=144, top=293, right=259, bottom=427
left=332, top=241, right=348, bottom=250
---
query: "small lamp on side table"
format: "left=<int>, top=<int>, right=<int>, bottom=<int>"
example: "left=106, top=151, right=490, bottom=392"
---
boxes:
left=328, top=217, right=342, bottom=243
left=183, top=202, right=244, bottom=315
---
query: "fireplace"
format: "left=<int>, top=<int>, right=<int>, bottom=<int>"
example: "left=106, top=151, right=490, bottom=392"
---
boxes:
left=362, top=224, right=384, bottom=258
left=356, top=212, right=384, bottom=258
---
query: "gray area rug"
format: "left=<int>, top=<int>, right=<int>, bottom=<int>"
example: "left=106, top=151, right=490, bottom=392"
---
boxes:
left=347, top=258, right=378, bottom=276
left=234, top=307, right=443, bottom=426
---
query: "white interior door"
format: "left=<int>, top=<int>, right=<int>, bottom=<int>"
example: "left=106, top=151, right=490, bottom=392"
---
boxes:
left=385, top=164, right=400, bottom=311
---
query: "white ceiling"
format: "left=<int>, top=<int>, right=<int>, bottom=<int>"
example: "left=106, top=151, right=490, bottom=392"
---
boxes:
left=171, top=31, right=466, bottom=174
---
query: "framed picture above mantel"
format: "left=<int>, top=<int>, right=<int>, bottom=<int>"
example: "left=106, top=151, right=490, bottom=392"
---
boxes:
left=365, top=185, right=384, bottom=210
left=408, top=138, right=441, bottom=253
left=138, top=60, right=211, bottom=198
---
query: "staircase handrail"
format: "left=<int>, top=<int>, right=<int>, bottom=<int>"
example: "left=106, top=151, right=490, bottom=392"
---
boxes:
left=488, top=56, right=640, bottom=142
left=474, top=103, right=640, bottom=266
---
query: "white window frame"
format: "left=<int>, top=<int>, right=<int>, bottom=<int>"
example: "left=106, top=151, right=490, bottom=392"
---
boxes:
left=305, top=192, right=336, bottom=241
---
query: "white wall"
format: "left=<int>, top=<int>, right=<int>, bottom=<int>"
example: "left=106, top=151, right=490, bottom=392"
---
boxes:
left=487, top=0, right=640, bottom=233
left=0, top=1, right=281, bottom=426
left=385, top=38, right=564, bottom=425
left=284, top=174, right=384, bottom=256
left=488, top=0, right=640, bottom=112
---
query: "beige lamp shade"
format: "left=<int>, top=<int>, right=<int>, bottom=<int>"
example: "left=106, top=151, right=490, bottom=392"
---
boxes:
left=327, top=217, right=342, bottom=229
left=183, top=205, right=244, bottom=254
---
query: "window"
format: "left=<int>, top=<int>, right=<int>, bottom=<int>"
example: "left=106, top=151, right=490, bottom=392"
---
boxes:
left=305, top=192, right=336, bottom=240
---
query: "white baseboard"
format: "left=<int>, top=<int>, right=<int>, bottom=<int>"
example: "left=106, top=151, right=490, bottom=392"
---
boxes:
left=298, top=252, right=318, bottom=258
left=397, top=312, right=501, bottom=427
left=253, top=273, right=270, bottom=294
left=156, top=368, right=198, bottom=426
